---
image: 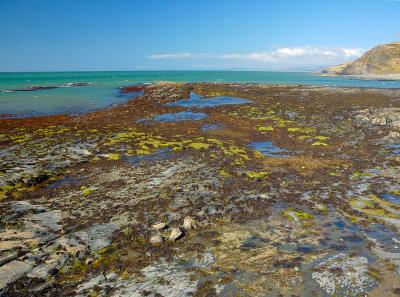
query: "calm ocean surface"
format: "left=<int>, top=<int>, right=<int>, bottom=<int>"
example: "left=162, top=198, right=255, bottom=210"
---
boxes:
left=1, top=71, right=400, bottom=117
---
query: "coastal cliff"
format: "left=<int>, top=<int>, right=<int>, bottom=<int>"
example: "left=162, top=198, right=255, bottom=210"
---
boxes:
left=324, top=41, right=400, bottom=75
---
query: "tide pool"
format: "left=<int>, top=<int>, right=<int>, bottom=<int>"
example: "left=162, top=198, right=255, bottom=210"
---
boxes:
left=138, top=111, right=207, bottom=123
left=248, top=141, right=290, bottom=158
left=165, top=92, right=251, bottom=108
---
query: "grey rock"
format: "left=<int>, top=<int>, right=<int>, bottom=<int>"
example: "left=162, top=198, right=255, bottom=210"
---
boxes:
left=11, top=200, right=46, bottom=214
left=24, top=210, right=63, bottom=235
left=74, top=223, right=118, bottom=251
left=0, top=260, right=33, bottom=289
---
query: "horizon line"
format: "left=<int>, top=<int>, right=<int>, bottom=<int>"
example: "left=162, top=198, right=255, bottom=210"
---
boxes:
left=0, top=69, right=321, bottom=73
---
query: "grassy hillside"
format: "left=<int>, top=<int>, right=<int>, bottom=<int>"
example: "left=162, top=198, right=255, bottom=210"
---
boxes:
left=324, top=42, right=400, bottom=75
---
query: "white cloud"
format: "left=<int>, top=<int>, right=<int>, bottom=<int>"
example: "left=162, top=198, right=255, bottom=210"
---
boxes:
left=147, top=52, right=207, bottom=59
left=276, top=47, right=307, bottom=57
left=147, top=46, right=365, bottom=70
left=341, top=48, right=365, bottom=58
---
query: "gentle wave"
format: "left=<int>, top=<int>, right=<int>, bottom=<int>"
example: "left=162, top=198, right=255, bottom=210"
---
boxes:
left=1, top=82, right=92, bottom=93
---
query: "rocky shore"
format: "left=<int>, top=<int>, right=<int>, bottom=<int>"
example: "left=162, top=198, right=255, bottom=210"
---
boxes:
left=1, top=82, right=400, bottom=296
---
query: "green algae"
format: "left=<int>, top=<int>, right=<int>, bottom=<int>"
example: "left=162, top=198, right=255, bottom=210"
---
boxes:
left=352, top=171, right=373, bottom=178
left=188, top=142, right=210, bottom=150
left=349, top=194, right=400, bottom=223
left=287, top=127, right=317, bottom=134
left=219, top=169, right=231, bottom=177
left=97, top=127, right=258, bottom=171
left=81, top=186, right=98, bottom=196
left=284, top=209, right=314, bottom=223
left=389, top=189, right=400, bottom=196
left=35, top=126, right=70, bottom=137
left=311, top=141, right=329, bottom=147
left=0, top=185, right=14, bottom=200
left=315, top=135, right=330, bottom=141
left=256, top=125, right=274, bottom=132
left=297, top=135, right=314, bottom=141
left=329, top=171, right=341, bottom=177
left=106, top=153, right=121, bottom=161
left=245, top=171, right=268, bottom=178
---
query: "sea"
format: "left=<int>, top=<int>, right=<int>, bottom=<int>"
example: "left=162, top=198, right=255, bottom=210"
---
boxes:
left=1, top=71, right=400, bottom=117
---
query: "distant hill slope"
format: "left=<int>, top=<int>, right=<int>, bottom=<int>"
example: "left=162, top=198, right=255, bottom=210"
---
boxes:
left=324, top=42, right=400, bottom=75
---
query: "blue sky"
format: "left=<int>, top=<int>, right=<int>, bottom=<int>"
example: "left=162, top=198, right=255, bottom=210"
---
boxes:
left=0, top=0, right=399, bottom=71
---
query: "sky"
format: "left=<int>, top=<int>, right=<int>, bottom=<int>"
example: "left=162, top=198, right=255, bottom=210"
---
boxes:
left=0, top=0, right=399, bottom=72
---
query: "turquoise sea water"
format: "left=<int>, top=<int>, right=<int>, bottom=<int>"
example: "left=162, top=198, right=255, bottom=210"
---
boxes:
left=1, top=71, right=400, bottom=117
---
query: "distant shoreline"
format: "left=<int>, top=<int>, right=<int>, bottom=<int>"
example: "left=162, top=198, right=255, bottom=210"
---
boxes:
left=320, top=73, right=400, bottom=81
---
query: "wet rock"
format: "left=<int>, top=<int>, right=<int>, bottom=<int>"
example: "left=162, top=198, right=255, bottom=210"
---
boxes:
left=56, top=235, right=87, bottom=256
left=111, top=260, right=198, bottom=297
left=24, top=210, right=63, bottom=235
left=312, top=253, right=375, bottom=296
left=76, top=274, right=106, bottom=294
left=11, top=200, right=46, bottom=214
left=27, top=264, right=51, bottom=279
left=0, top=251, right=18, bottom=266
left=371, top=244, right=400, bottom=272
left=120, top=85, right=145, bottom=93
left=355, top=108, right=400, bottom=132
left=0, top=260, right=33, bottom=289
left=168, top=227, right=183, bottom=242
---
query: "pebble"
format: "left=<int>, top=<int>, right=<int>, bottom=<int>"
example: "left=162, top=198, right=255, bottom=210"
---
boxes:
left=168, top=227, right=183, bottom=241
left=151, top=222, right=167, bottom=231
left=182, top=216, right=196, bottom=230
left=149, top=234, right=163, bottom=244
left=85, top=258, right=94, bottom=265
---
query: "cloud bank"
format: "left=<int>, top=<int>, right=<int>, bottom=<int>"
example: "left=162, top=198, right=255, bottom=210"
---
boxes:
left=147, top=46, right=365, bottom=70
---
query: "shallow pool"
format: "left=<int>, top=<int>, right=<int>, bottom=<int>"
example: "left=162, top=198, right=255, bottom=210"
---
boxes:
left=165, top=92, right=251, bottom=108
left=248, top=141, right=290, bottom=158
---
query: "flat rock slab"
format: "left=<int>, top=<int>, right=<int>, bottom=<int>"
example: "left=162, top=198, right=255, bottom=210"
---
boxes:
left=11, top=200, right=46, bottom=214
left=74, top=223, right=118, bottom=251
left=24, top=210, right=62, bottom=234
left=0, top=260, right=32, bottom=289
